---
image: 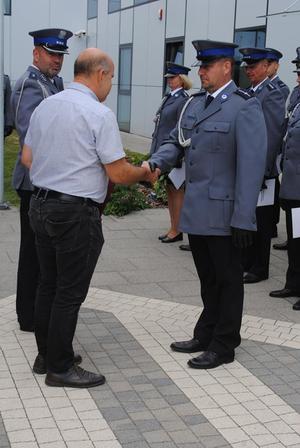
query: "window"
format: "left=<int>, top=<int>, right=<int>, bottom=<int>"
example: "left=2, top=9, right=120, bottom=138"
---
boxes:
left=234, top=27, right=266, bottom=88
left=164, top=39, right=184, bottom=92
left=4, top=0, right=11, bottom=15
left=117, top=45, right=132, bottom=132
left=87, top=0, right=98, bottom=19
left=134, top=0, right=156, bottom=4
left=108, top=0, right=121, bottom=13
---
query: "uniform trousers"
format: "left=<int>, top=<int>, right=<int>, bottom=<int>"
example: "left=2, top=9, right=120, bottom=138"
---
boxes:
left=29, top=196, right=104, bottom=373
left=281, top=199, right=300, bottom=292
left=16, top=190, right=39, bottom=329
left=244, top=178, right=279, bottom=279
left=188, top=234, right=243, bottom=356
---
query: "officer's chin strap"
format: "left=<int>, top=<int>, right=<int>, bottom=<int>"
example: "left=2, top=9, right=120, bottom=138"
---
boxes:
left=178, top=96, right=195, bottom=148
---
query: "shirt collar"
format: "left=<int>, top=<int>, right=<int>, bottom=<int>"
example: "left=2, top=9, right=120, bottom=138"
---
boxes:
left=170, top=87, right=183, bottom=96
left=208, top=80, right=233, bottom=98
left=67, top=82, right=100, bottom=102
left=252, top=77, right=269, bottom=92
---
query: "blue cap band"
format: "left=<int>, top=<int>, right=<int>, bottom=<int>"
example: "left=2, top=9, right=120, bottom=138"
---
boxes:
left=167, top=67, right=189, bottom=75
left=34, top=36, right=67, bottom=47
left=198, top=47, right=235, bottom=59
left=243, top=52, right=278, bottom=61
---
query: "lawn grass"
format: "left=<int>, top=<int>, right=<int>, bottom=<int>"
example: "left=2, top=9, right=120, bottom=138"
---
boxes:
left=4, top=131, right=19, bottom=207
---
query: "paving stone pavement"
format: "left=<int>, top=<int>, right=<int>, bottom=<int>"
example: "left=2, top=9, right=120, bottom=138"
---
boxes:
left=1, top=206, right=300, bottom=447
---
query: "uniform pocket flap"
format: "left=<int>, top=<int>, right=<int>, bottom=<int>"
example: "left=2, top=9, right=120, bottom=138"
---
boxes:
left=209, top=186, right=234, bottom=200
left=204, top=121, right=230, bottom=133
left=181, top=115, right=197, bottom=129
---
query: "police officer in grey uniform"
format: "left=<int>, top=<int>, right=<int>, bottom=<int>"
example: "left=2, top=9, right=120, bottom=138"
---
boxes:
left=3, top=74, right=13, bottom=138
left=288, top=48, right=300, bottom=114
left=150, top=62, right=190, bottom=156
left=266, top=48, right=290, bottom=101
left=11, top=28, right=72, bottom=331
left=151, top=62, right=191, bottom=243
left=269, top=103, right=300, bottom=309
left=274, top=48, right=300, bottom=252
left=240, top=47, right=286, bottom=284
left=145, top=40, right=267, bottom=369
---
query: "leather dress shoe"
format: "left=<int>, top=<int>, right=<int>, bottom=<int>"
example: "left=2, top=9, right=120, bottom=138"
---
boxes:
left=243, top=272, right=267, bottom=284
left=33, top=353, right=82, bottom=375
left=273, top=240, right=288, bottom=251
left=293, top=300, right=300, bottom=310
left=158, top=233, right=168, bottom=241
left=170, top=338, right=207, bottom=353
left=269, top=288, right=300, bottom=299
left=45, top=365, right=106, bottom=388
left=188, top=350, right=234, bottom=369
left=179, top=244, right=191, bottom=251
left=161, top=233, right=183, bottom=243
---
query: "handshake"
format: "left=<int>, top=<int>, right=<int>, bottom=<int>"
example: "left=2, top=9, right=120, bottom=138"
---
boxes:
left=139, top=161, right=161, bottom=186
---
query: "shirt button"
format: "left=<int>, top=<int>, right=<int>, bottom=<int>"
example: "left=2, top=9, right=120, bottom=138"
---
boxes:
left=190, top=161, right=194, bottom=166
left=189, top=179, right=193, bottom=183
left=191, top=146, right=196, bottom=150
left=196, top=129, right=199, bottom=134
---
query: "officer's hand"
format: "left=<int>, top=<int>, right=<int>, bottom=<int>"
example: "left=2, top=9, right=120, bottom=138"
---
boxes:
left=231, top=227, right=254, bottom=249
left=4, top=125, right=13, bottom=138
left=140, top=161, right=161, bottom=186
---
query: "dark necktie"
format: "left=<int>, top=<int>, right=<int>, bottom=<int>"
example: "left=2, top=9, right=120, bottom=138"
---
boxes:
left=205, top=95, right=214, bottom=109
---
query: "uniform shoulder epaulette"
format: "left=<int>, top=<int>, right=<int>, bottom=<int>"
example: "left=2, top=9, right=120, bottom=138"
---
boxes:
left=182, top=90, right=189, bottom=97
left=266, top=82, right=276, bottom=91
left=28, top=72, right=38, bottom=80
left=234, top=88, right=252, bottom=100
left=278, top=80, right=287, bottom=88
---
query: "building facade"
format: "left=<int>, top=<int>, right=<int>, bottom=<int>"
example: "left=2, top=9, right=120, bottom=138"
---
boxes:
left=4, top=0, right=300, bottom=139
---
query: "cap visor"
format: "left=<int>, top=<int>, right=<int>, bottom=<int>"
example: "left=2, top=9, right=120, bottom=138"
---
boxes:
left=164, top=73, right=176, bottom=78
left=42, top=45, right=69, bottom=55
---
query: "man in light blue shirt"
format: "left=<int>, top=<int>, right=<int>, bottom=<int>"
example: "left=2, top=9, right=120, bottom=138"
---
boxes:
left=22, top=48, right=159, bottom=388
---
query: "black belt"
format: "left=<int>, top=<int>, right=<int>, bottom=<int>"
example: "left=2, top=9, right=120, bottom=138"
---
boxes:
left=33, top=187, right=100, bottom=208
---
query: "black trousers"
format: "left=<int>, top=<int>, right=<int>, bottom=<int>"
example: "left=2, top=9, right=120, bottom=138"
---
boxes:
left=244, top=178, right=280, bottom=278
left=16, top=190, right=40, bottom=328
left=281, top=199, right=300, bottom=292
left=29, top=196, right=104, bottom=373
left=188, top=234, right=244, bottom=356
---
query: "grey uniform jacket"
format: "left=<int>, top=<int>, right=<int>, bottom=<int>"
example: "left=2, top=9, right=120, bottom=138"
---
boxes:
left=252, top=79, right=286, bottom=178
left=288, top=86, right=300, bottom=114
left=4, top=74, right=13, bottom=131
left=11, top=65, right=64, bottom=190
left=272, top=76, right=290, bottom=102
left=150, top=81, right=267, bottom=236
left=149, top=88, right=189, bottom=155
left=280, top=103, right=300, bottom=200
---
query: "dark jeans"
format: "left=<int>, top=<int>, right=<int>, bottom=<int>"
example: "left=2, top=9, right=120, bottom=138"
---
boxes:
left=16, top=190, right=39, bottom=328
left=29, top=196, right=104, bottom=373
left=189, top=234, right=243, bottom=356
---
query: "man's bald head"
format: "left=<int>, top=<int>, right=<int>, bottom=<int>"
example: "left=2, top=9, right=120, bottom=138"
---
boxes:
left=74, top=48, right=112, bottom=77
left=73, top=48, right=114, bottom=102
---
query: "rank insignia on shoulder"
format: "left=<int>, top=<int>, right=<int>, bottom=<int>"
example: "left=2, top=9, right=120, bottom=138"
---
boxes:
left=278, top=80, right=287, bottom=88
left=234, top=88, right=251, bottom=100
left=266, top=82, right=276, bottom=91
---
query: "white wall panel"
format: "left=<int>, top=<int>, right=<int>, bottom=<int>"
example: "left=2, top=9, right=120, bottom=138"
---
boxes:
left=206, top=0, right=235, bottom=41
left=166, top=0, right=185, bottom=39
left=235, top=0, right=267, bottom=29
left=120, top=8, right=133, bottom=44
left=87, top=18, right=98, bottom=48
left=131, top=85, right=162, bottom=137
left=121, top=0, right=133, bottom=7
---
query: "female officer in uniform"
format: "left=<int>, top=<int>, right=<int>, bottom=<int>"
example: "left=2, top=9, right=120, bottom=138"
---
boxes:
left=150, top=62, right=192, bottom=243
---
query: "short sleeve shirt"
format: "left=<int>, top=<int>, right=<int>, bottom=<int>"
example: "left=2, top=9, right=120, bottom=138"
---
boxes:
left=25, top=82, right=125, bottom=203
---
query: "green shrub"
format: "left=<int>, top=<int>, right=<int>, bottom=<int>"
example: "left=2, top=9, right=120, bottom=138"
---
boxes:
left=103, top=184, right=150, bottom=217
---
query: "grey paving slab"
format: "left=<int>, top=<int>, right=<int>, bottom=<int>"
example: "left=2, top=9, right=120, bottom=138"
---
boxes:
left=77, top=308, right=231, bottom=448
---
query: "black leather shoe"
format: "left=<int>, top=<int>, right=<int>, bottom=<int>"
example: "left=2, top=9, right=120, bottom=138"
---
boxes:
left=170, top=338, right=207, bottom=353
left=158, top=233, right=168, bottom=241
left=273, top=240, right=288, bottom=251
left=188, top=351, right=234, bottom=369
left=293, top=300, right=300, bottom=310
left=161, top=233, right=183, bottom=243
left=45, top=365, right=105, bottom=388
left=179, top=244, right=191, bottom=251
left=243, top=272, right=268, bottom=284
left=269, top=288, right=300, bottom=299
left=33, top=353, right=82, bottom=375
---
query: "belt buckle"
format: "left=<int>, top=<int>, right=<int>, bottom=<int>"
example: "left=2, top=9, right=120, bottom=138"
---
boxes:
left=35, top=188, right=49, bottom=201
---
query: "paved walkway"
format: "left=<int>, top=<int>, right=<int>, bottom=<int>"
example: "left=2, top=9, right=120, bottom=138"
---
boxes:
left=1, top=206, right=300, bottom=448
